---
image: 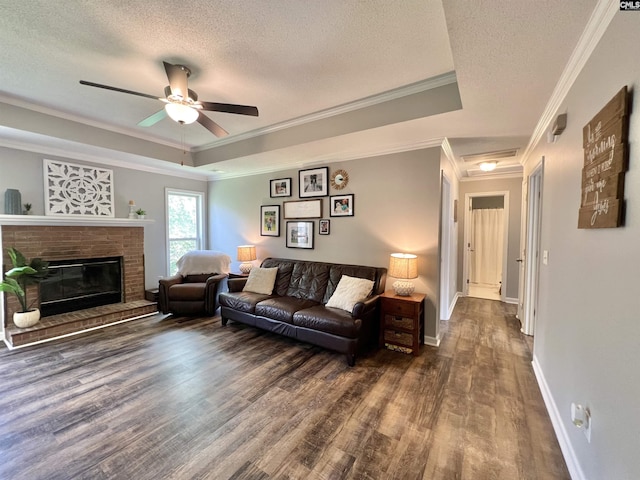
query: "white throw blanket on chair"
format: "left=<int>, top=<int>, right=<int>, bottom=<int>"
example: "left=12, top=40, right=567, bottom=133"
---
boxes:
left=176, top=250, right=232, bottom=276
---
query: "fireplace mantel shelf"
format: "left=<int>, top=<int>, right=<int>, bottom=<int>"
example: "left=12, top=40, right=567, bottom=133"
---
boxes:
left=0, top=215, right=154, bottom=227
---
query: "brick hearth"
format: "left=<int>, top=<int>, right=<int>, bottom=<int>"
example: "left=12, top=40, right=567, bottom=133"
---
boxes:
left=1, top=223, right=156, bottom=348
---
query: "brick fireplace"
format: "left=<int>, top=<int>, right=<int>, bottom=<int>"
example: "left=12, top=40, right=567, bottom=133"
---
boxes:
left=1, top=220, right=156, bottom=347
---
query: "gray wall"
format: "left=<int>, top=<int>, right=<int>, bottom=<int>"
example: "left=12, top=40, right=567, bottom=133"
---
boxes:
left=523, top=12, right=640, bottom=479
left=209, top=148, right=443, bottom=339
left=456, top=177, right=522, bottom=299
left=0, top=149, right=208, bottom=289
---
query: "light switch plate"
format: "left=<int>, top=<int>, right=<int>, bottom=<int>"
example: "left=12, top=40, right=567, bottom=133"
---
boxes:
left=542, top=250, right=549, bottom=265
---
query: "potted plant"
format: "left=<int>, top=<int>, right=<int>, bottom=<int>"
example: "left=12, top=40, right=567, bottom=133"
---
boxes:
left=0, top=247, right=49, bottom=328
left=23, top=203, right=32, bottom=215
left=135, top=208, right=146, bottom=219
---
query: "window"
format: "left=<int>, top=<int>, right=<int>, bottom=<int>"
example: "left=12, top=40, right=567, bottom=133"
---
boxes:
left=166, top=189, right=205, bottom=276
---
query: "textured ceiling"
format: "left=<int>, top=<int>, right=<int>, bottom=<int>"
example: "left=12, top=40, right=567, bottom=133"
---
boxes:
left=0, top=0, right=601, bottom=179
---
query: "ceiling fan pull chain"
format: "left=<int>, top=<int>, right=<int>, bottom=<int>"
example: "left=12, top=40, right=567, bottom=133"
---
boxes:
left=181, top=124, right=186, bottom=166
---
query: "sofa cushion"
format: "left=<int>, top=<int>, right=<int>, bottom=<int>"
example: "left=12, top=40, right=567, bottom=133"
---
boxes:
left=243, top=267, right=278, bottom=295
left=255, top=297, right=319, bottom=323
left=325, top=275, right=374, bottom=313
left=293, top=305, right=361, bottom=338
left=286, top=262, right=330, bottom=302
left=168, top=283, right=206, bottom=301
left=218, top=291, right=273, bottom=313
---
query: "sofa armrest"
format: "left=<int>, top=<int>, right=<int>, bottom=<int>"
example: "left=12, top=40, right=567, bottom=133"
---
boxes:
left=351, top=295, right=380, bottom=319
left=205, top=273, right=228, bottom=288
left=228, top=277, right=248, bottom=292
left=204, top=273, right=228, bottom=315
left=159, top=274, right=183, bottom=288
left=158, top=274, right=184, bottom=314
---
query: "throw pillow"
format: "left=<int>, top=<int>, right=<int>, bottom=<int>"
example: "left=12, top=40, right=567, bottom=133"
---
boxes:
left=242, top=267, right=278, bottom=295
left=326, top=275, right=375, bottom=313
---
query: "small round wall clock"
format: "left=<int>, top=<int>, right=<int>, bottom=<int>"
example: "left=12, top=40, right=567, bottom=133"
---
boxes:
left=330, top=169, right=349, bottom=190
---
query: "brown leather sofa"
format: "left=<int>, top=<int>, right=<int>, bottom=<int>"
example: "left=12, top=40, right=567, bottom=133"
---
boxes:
left=159, top=273, right=228, bottom=316
left=219, top=258, right=387, bottom=366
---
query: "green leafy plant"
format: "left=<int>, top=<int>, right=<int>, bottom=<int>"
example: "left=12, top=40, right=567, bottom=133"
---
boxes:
left=23, top=203, right=32, bottom=213
left=0, top=248, right=49, bottom=313
left=135, top=208, right=146, bottom=216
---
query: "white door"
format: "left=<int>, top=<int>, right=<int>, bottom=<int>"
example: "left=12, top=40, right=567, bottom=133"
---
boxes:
left=521, top=162, right=544, bottom=335
left=440, top=175, right=452, bottom=319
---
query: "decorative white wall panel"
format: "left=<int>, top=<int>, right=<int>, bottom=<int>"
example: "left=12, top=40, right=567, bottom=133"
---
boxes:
left=44, top=159, right=114, bottom=217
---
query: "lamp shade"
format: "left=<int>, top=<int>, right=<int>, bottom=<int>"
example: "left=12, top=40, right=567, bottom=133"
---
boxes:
left=237, top=245, right=257, bottom=262
left=165, top=103, right=199, bottom=124
left=388, top=253, right=418, bottom=279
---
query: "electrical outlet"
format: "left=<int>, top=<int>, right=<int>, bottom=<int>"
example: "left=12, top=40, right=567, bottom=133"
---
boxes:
left=571, top=402, right=592, bottom=443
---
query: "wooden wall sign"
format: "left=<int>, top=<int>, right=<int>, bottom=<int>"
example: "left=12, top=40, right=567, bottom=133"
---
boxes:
left=579, top=86, right=629, bottom=228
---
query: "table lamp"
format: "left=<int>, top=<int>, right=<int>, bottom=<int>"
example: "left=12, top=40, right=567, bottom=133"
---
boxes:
left=237, top=245, right=257, bottom=274
left=388, top=253, right=418, bottom=296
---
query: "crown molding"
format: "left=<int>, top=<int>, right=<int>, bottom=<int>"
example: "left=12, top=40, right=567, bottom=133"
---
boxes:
left=520, top=0, right=617, bottom=167
left=195, top=72, right=458, bottom=153
left=441, top=137, right=462, bottom=181
left=0, top=136, right=212, bottom=182
left=207, top=138, right=448, bottom=181
left=0, top=95, right=187, bottom=151
left=459, top=172, right=523, bottom=183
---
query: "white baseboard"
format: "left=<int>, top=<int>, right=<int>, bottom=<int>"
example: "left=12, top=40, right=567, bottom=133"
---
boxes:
left=446, top=292, right=460, bottom=319
left=532, top=355, right=585, bottom=480
left=505, top=296, right=519, bottom=305
left=424, top=334, right=441, bottom=347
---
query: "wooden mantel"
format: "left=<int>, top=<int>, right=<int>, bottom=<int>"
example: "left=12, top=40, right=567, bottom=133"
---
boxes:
left=0, top=214, right=153, bottom=227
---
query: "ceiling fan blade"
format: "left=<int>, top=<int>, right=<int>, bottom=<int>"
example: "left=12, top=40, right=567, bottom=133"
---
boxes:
left=199, top=101, right=259, bottom=117
left=197, top=112, right=229, bottom=137
left=79, top=80, right=160, bottom=100
left=138, top=109, right=167, bottom=127
left=163, top=61, right=189, bottom=99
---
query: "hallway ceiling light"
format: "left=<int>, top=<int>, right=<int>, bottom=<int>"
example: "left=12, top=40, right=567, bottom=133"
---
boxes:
left=479, top=161, right=497, bottom=172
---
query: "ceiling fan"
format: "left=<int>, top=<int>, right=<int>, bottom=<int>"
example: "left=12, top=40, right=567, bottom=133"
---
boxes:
left=79, top=61, right=259, bottom=137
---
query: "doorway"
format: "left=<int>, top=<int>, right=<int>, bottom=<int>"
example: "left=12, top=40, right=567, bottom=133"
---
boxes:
left=439, top=174, right=453, bottom=319
left=463, top=192, right=509, bottom=302
left=520, top=161, right=544, bottom=335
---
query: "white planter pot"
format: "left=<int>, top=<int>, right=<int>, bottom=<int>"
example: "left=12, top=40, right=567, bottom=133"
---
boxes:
left=13, top=308, right=41, bottom=328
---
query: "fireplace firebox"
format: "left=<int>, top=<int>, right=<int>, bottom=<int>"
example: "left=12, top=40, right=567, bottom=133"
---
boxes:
left=39, top=257, right=123, bottom=317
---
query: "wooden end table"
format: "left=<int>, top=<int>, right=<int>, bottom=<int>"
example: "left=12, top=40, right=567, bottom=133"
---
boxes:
left=379, top=291, right=425, bottom=356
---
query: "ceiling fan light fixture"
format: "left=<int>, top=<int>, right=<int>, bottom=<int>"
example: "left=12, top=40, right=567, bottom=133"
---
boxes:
left=479, top=161, right=497, bottom=172
left=165, top=103, right=199, bottom=124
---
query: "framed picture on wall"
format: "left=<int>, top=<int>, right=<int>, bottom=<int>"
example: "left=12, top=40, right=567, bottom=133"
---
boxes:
left=319, top=219, right=330, bottom=235
left=286, top=221, right=314, bottom=249
left=299, top=167, right=329, bottom=198
left=270, top=178, right=292, bottom=197
left=329, top=194, right=354, bottom=217
left=260, top=205, right=280, bottom=236
left=283, top=199, right=322, bottom=219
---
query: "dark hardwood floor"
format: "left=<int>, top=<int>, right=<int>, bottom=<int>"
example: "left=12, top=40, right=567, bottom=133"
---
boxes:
left=0, top=297, right=569, bottom=479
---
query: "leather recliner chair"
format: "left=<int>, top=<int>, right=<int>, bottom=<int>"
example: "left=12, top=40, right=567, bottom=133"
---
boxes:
left=158, top=273, right=227, bottom=316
